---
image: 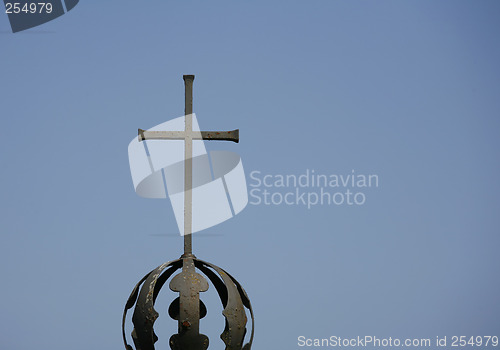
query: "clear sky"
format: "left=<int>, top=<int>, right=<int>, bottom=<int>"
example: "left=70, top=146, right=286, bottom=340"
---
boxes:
left=1, top=1, right=499, bottom=349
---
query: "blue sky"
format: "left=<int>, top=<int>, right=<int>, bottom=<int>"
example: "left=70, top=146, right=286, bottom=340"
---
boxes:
left=1, top=1, right=499, bottom=349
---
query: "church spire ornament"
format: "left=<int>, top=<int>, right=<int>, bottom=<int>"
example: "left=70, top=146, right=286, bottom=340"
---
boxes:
left=122, top=75, right=254, bottom=350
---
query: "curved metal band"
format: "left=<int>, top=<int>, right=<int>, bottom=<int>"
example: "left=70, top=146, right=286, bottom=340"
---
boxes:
left=195, top=259, right=254, bottom=350
left=122, top=259, right=182, bottom=350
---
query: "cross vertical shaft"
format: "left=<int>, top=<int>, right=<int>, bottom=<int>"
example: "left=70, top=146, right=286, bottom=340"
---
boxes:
left=183, top=75, right=194, bottom=256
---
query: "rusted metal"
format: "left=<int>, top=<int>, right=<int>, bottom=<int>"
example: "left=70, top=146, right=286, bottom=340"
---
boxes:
left=122, top=259, right=182, bottom=350
left=169, top=255, right=209, bottom=350
left=122, top=257, right=254, bottom=350
left=123, top=74, right=253, bottom=349
left=195, top=259, right=254, bottom=349
left=138, top=129, right=239, bottom=143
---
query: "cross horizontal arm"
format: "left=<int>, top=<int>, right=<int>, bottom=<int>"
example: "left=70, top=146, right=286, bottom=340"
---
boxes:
left=138, top=129, right=239, bottom=143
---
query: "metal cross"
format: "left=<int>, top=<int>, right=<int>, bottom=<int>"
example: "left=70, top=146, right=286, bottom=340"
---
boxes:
left=137, top=75, right=239, bottom=349
left=138, top=75, right=238, bottom=253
